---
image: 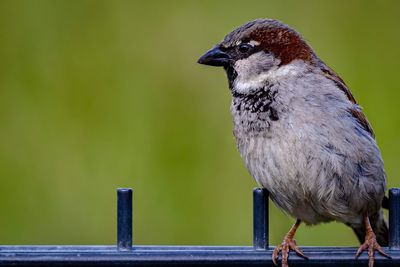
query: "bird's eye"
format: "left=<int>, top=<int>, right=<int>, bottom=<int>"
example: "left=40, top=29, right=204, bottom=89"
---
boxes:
left=238, top=43, right=252, bottom=53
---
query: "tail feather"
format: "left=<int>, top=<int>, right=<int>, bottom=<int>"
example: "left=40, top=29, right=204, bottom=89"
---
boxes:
left=377, top=218, right=389, bottom=246
left=382, top=196, right=389, bottom=210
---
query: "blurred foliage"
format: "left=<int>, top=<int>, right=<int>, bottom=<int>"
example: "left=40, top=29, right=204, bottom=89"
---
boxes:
left=0, top=0, right=399, bottom=247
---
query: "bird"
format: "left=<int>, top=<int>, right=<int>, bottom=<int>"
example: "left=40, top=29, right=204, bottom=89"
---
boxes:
left=197, top=19, right=390, bottom=267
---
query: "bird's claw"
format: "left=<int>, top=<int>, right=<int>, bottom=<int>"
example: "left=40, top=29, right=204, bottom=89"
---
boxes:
left=272, top=237, right=308, bottom=267
left=355, top=232, right=391, bottom=267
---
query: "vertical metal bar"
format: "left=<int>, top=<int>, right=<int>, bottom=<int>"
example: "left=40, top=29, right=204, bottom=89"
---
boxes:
left=389, top=188, right=400, bottom=249
left=253, top=188, right=269, bottom=250
left=117, top=188, right=133, bottom=251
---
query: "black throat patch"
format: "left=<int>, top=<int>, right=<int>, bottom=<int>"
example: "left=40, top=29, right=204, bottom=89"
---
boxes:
left=232, top=85, right=279, bottom=121
left=224, top=66, right=238, bottom=90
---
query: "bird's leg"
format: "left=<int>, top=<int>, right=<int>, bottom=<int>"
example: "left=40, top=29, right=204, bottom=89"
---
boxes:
left=272, top=219, right=308, bottom=267
left=355, top=213, right=391, bottom=267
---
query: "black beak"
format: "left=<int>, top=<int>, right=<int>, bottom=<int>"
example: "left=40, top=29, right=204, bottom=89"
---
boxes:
left=197, top=46, right=231, bottom=67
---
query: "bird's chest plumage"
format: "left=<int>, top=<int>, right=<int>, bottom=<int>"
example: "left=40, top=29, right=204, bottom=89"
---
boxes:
left=231, top=84, right=279, bottom=134
left=230, top=72, right=385, bottom=225
left=231, top=88, right=321, bottom=223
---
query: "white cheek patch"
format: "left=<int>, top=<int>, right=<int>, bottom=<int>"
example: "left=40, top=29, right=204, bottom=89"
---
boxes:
left=233, top=59, right=301, bottom=94
left=234, top=53, right=261, bottom=78
left=233, top=72, right=273, bottom=93
left=269, top=64, right=300, bottom=79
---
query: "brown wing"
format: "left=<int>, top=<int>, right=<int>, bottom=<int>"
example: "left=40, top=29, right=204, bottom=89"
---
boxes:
left=349, top=108, right=375, bottom=138
left=319, top=64, right=375, bottom=138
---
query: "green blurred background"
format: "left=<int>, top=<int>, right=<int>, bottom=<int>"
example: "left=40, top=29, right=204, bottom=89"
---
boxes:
left=0, top=0, right=399, bottom=246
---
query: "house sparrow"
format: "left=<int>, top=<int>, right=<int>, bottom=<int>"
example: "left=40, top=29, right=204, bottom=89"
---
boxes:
left=198, top=19, right=390, bottom=267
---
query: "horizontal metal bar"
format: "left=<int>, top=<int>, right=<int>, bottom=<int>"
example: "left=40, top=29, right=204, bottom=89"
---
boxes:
left=0, top=246, right=398, bottom=266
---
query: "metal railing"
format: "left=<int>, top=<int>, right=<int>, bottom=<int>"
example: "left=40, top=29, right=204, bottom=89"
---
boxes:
left=0, top=188, right=400, bottom=266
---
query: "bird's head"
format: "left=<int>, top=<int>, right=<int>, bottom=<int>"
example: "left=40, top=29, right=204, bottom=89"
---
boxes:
left=197, top=19, right=316, bottom=93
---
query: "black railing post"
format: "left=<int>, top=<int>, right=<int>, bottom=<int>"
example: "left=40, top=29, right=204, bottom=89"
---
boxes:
left=253, top=188, right=269, bottom=250
left=389, top=188, right=400, bottom=249
left=117, top=188, right=133, bottom=251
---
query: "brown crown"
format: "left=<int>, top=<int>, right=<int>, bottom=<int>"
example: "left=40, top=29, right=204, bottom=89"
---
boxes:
left=222, top=19, right=315, bottom=65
